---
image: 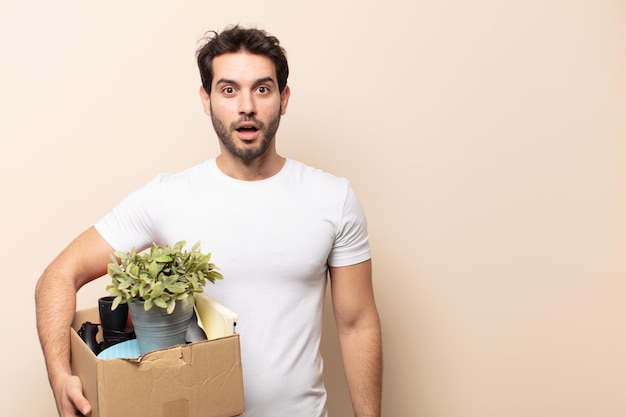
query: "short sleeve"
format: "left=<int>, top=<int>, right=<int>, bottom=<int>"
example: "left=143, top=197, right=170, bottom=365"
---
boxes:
left=94, top=175, right=165, bottom=252
left=327, top=186, right=371, bottom=267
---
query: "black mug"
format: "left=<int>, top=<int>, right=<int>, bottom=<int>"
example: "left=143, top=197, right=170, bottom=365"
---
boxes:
left=98, top=296, right=128, bottom=331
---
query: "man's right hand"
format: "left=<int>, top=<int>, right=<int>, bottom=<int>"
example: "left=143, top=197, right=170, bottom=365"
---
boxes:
left=35, top=227, right=114, bottom=417
left=53, top=374, right=92, bottom=417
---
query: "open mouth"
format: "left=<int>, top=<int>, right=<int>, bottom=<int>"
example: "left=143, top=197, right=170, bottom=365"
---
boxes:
left=235, top=122, right=261, bottom=140
left=236, top=126, right=259, bottom=133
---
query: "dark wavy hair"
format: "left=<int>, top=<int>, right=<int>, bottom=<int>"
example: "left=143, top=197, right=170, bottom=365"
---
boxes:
left=197, top=25, right=289, bottom=94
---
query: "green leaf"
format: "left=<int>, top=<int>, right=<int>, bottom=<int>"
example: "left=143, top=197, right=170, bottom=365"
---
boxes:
left=113, top=251, right=128, bottom=260
left=107, top=263, right=123, bottom=275
left=117, top=280, right=131, bottom=290
left=166, top=284, right=186, bottom=294
left=154, top=298, right=168, bottom=309
left=166, top=299, right=176, bottom=314
left=153, top=255, right=173, bottom=263
left=111, top=296, right=122, bottom=311
left=148, top=260, right=159, bottom=278
left=151, top=282, right=165, bottom=298
left=129, top=264, right=139, bottom=277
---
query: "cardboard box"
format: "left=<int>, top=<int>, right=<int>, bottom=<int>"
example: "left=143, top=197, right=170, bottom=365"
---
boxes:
left=71, top=308, right=244, bottom=417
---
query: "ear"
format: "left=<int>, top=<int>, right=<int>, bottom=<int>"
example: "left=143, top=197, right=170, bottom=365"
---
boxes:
left=199, top=86, right=211, bottom=116
left=280, top=85, right=291, bottom=116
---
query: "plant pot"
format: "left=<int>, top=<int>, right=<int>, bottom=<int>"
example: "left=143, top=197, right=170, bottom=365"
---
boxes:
left=128, top=299, right=194, bottom=355
left=98, top=296, right=128, bottom=331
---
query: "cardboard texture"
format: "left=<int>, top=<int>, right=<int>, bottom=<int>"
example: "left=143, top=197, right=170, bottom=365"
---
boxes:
left=71, top=308, right=244, bottom=417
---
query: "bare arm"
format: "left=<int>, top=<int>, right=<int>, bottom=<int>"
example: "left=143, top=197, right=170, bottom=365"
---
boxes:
left=35, top=226, right=115, bottom=417
left=329, top=259, right=382, bottom=417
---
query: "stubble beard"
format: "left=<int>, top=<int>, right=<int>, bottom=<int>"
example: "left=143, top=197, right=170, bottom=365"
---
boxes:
left=211, top=108, right=282, bottom=162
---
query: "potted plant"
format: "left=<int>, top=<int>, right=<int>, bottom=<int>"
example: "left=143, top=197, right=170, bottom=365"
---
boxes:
left=106, top=240, right=223, bottom=354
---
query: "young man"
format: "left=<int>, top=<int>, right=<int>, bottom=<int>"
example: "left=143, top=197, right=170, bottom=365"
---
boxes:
left=35, top=26, right=382, bottom=417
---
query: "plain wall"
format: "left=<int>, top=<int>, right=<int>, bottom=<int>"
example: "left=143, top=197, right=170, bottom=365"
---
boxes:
left=1, top=1, right=624, bottom=416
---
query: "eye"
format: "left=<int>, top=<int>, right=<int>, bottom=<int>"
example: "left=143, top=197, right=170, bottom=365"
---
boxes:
left=222, top=86, right=236, bottom=96
left=256, top=86, right=270, bottom=94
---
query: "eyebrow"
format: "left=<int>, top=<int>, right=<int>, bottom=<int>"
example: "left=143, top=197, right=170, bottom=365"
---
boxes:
left=215, top=77, right=277, bottom=87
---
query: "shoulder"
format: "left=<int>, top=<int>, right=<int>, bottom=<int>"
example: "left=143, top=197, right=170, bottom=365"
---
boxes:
left=286, top=159, right=350, bottom=191
left=150, top=160, right=214, bottom=189
left=283, top=160, right=361, bottom=213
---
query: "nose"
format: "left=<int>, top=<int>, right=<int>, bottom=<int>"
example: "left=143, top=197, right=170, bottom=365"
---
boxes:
left=238, top=91, right=256, bottom=116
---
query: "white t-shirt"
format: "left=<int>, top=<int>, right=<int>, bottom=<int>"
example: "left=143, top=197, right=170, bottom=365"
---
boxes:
left=95, top=158, right=371, bottom=417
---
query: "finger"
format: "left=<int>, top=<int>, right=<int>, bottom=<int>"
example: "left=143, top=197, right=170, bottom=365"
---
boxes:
left=67, top=376, right=92, bottom=416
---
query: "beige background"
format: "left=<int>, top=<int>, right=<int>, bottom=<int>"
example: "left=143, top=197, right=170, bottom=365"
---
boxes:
left=1, top=1, right=625, bottom=416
